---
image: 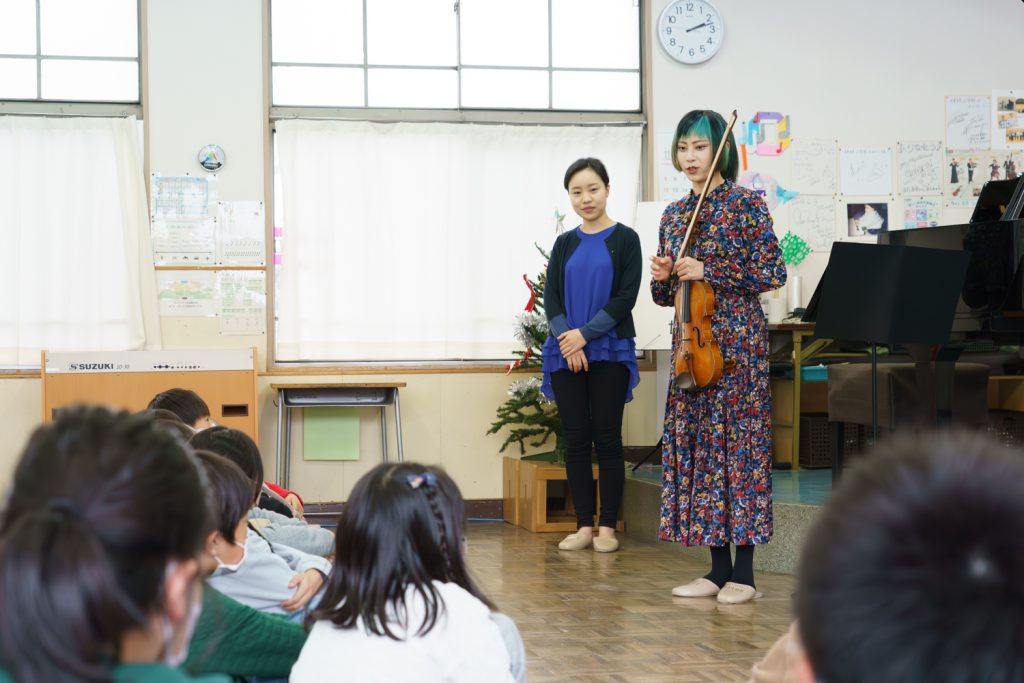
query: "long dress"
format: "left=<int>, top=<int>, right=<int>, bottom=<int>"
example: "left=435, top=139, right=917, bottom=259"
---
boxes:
left=652, top=181, right=787, bottom=546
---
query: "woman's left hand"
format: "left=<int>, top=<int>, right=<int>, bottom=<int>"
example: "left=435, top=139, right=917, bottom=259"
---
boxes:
left=558, top=329, right=586, bottom=357
left=282, top=568, right=324, bottom=612
left=673, top=256, right=704, bottom=281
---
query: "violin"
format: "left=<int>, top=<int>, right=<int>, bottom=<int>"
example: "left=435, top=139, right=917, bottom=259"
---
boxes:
left=673, top=110, right=738, bottom=391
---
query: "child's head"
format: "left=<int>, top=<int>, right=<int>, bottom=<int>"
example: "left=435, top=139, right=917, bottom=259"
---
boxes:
left=312, top=463, right=494, bottom=638
left=190, top=426, right=264, bottom=506
left=795, top=431, right=1024, bottom=683
left=0, top=406, right=212, bottom=680
left=148, top=387, right=213, bottom=430
left=193, top=450, right=253, bottom=552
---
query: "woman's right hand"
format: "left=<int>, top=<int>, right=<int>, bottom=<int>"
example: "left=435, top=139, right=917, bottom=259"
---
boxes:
left=650, top=255, right=673, bottom=282
left=566, top=350, right=589, bottom=373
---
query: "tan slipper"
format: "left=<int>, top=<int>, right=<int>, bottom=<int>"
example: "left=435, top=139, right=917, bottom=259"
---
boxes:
left=593, top=536, right=619, bottom=553
left=671, top=577, right=721, bottom=598
left=558, top=532, right=593, bottom=551
left=716, top=582, right=763, bottom=604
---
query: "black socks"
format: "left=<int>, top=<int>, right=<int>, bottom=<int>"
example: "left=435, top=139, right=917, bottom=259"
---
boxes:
left=703, top=544, right=756, bottom=588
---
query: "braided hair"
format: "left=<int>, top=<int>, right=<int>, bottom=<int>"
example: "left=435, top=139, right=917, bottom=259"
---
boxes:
left=311, top=463, right=496, bottom=639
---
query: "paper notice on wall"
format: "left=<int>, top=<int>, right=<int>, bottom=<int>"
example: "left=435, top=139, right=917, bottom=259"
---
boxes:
left=946, top=96, right=991, bottom=150
left=790, top=139, right=837, bottom=195
left=217, top=271, right=266, bottom=335
left=992, top=90, right=1024, bottom=149
left=944, top=149, right=989, bottom=208
left=656, top=130, right=692, bottom=201
left=900, top=197, right=943, bottom=231
left=897, top=141, right=943, bottom=195
left=839, top=147, right=892, bottom=196
left=152, top=175, right=209, bottom=218
left=789, top=195, right=836, bottom=252
left=156, top=270, right=216, bottom=316
left=217, top=201, right=266, bottom=266
left=151, top=216, right=216, bottom=266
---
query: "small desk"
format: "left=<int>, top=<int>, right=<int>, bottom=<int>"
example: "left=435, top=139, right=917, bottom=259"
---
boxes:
left=272, top=383, right=407, bottom=488
left=768, top=323, right=826, bottom=469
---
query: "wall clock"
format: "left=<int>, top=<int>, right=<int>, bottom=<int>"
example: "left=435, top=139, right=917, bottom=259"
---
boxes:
left=657, top=0, right=724, bottom=65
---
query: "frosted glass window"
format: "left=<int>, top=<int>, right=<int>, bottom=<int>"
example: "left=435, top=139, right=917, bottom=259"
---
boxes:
left=368, top=69, right=457, bottom=109
left=461, top=69, right=549, bottom=110
left=271, top=0, right=363, bottom=65
left=41, top=60, right=138, bottom=101
left=552, top=71, right=640, bottom=111
left=40, top=0, right=138, bottom=58
left=272, top=66, right=365, bottom=107
left=459, top=0, right=548, bottom=67
left=0, top=59, right=37, bottom=99
left=0, top=0, right=37, bottom=55
left=366, top=0, right=456, bottom=66
left=551, top=0, right=639, bottom=69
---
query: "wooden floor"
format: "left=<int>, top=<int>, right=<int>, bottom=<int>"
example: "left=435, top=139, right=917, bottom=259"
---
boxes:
left=466, top=522, right=796, bottom=683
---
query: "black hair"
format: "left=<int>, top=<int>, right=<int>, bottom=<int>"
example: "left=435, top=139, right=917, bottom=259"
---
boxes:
left=190, top=426, right=264, bottom=505
left=671, top=109, right=739, bottom=182
left=193, top=450, right=254, bottom=542
left=0, top=406, right=211, bottom=683
left=147, top=388, right=211, bottom=427
left=796, top=432, right=1024, bottom=683
left=310, top=463, right=495, bottom=639
left=563, top=157, right=610, bottom=190
left=139, top=408, right=187, bottom=423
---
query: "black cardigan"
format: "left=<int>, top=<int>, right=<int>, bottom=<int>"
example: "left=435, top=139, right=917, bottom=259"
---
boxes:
left=544, top=224, right=642, bottom=341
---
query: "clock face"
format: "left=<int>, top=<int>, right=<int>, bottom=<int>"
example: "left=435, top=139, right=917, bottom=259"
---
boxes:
left=657, top=0, right=724, bottom=65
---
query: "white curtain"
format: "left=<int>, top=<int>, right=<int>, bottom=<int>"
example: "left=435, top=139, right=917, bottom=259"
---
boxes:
left=0, top=116, right=159, bottom=366
left=275, top=120, right=642, bottom=361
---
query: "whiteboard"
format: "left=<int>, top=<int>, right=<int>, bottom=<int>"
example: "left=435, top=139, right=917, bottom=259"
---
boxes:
left=633, top=201, right=675, bottom=350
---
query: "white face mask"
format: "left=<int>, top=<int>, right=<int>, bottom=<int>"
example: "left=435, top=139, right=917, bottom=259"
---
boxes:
left=162, top=570, right=203, bottom=668
left=214, top=541, right=247, bottom=572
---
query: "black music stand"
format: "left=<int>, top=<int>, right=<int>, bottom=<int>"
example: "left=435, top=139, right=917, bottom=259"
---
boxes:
left=803, top=242, right=969, bottom=460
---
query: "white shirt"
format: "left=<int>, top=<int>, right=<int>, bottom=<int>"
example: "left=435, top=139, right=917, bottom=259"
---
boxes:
left=290, top=581, right=515, bottom=683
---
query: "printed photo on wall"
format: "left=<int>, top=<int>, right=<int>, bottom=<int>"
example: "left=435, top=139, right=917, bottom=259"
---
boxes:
left=847, top=202, right=889, bottom=236
left=945, top=150, right=989, bottom=208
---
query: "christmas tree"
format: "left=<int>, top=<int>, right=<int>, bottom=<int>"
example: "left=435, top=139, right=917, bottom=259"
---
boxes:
left=487, top=244, right=563, bottom=456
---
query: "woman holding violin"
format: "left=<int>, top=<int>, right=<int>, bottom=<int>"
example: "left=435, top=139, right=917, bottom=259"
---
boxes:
left=650, top=110, right=786, bottom=605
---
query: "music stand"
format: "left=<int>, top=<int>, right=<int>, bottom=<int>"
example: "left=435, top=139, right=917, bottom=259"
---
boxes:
left=802, top=242, right=969, bottom=444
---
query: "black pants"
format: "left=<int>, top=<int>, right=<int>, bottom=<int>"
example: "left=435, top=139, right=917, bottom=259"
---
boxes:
left=550, top=361, right=629, bottom=529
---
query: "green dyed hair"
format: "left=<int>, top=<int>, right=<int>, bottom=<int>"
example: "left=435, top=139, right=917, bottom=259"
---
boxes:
left=671, top=109, right=738, bottom=182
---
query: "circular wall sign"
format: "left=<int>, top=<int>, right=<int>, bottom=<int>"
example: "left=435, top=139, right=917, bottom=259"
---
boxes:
left=197, top=144, right=225, bottom=172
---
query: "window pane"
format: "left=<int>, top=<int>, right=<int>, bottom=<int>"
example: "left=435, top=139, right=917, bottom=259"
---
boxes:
left=271, top=0, right=363, bottom=65
left=459, top=0, right=547, bottom=67
left=0, top=0, right=36, bottom=55
left=40, top=0, right=138, bottom=58
left=552, top=71, right=639, bottom=111
left=366, top=0, right=456, bottom=66
left=368, top=68, right=456, bottom=109
left=461, top=69, right=548, bottom=110
left=41, top=59, right=138, bottom=101
left=272, top=66, right=364, bottom=107
left=551, top=0, right=639, bottom=69
left=0, top=58, right=37, bottom=99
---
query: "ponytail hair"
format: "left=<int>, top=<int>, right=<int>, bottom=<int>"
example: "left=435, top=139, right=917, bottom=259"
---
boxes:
left=311, top=463, right=495, bottom=639
left=0, top=406, right=211, bottom=683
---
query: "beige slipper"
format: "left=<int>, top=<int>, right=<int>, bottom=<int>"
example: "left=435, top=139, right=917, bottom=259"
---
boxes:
left=593, top=536, right=619, bottom=553
left=558, top=532, right=593, bottom=551
left=671, top=577, right=721, bottom=598
left=716, top=582, right=763, bottom=604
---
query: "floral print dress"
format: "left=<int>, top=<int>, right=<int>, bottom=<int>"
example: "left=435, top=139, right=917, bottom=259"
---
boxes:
left=651, top=180, right=786, bottom=547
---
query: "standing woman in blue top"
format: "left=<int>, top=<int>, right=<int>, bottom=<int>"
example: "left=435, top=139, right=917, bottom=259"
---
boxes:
left=542, top=157, right=642, bottom=554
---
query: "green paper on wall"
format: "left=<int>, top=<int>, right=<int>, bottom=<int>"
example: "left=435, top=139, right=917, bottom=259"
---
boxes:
left=303, top=408, right=360, bottom=461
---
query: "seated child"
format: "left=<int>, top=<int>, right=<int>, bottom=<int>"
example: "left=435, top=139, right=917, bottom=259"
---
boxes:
left=149, top=387, right=215, bottom=431
left=191, top=426, right=333, bottom=557
left=195, top=449, right=330, bottom=621
left=291, top=463, right=525, bottom=683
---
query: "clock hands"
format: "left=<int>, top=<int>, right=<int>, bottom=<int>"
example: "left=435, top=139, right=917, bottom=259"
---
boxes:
left=686, top=21, right=708, bottom=32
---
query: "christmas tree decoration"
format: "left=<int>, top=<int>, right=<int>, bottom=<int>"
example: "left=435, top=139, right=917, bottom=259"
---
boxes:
left=779, top=230, right=811, bottom=266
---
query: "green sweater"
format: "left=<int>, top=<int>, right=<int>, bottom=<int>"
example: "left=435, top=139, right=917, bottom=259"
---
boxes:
left=0, top=663, right=229, bottom=682
left=184, top=585, right=307, bottom=678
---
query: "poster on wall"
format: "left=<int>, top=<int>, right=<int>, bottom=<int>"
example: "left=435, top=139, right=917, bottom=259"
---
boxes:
left=839, top=147, right=892, bottom=196
left=151, top=175, right=209, bottom=219
left=788, top=195, right=836, bottom=252
left=897, top=141, right=943, bottom=196
left=656, top=130, right=692, bottom=201
left=155, top=271, right=216, bottom=316
left=217, top=200, right=266, bottom=266
left=790, top=139, right=837, bottom=195
left=944, top=149, right=989, bottom=208
left=992, top=90, right=1024, bottom=149
left=846, top=202, right=890, bottom=237
left=946, top=96, right=990, bottom=150
left=217, top=271, right=266, bottom=335
left=899, top=197, right=942, bottom=231
left=150, top=217, right=216, bottom=266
